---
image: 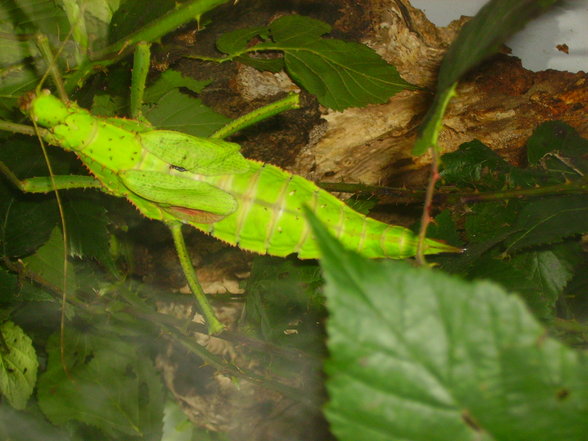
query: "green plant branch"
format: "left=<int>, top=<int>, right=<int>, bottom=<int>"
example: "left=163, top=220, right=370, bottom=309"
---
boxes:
left=416, top=146, right=441, bottom=265
left=319, top=178, right=588, bottom=207
left=456, top=178, right=588, bottom=202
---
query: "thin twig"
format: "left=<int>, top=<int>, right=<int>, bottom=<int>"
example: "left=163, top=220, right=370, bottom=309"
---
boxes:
left=416, top=147, right=440, bottom=265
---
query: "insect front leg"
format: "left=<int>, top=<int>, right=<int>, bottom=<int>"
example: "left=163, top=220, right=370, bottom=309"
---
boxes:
left=0, top=162, right=101, bottom=194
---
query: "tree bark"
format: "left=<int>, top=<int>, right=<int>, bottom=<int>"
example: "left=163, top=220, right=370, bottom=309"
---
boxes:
left=289, top=0, right=588, bottom=188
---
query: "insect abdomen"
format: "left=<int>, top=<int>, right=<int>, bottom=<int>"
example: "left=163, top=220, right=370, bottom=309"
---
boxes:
left=193, top=161, right=452, bottom=259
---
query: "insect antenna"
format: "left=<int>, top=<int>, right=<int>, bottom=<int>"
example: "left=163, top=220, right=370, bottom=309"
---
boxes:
left=33, top=30, right=77, bottom=378
left=35, top=33, right=69, bottom=102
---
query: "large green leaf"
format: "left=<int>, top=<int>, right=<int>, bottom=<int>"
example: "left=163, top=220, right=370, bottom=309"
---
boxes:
left=0, top=136, right=78, bottom=258
left=266, top=15, right=415, bottom=110
left=468, top=242, right=581, bottom=319
left=507, top=195, right=588, bottom=251
left=144, top=88, right=229, bottom=137
left=0, top=184, right=58, bottom=258
left=143, top=69, right=210, bottom=104
left=526, top=120, right=588, bottom=176
left=0, top=321, right=38, bottom=410
left=414, top=0, right=559, bottom=155
left=441, top=140, right=538, bottom=189
left=62, top=192, right=115, bottom=273
left=305, top=209, right=588, bottom=441
left=108, top=0, right=175, bottom=44
left=219, top=15, right=415, bottom=110
left=22, top=227, right=76, bottom=293
left=216, top=25, right=268, bottom=55
left=245, top=256, right=324, bottom=346
left=0, top=268, right=18, bottom=304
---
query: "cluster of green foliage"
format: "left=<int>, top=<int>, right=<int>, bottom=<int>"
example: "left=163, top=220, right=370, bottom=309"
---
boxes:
left=0, top=0, right=586, bottom=440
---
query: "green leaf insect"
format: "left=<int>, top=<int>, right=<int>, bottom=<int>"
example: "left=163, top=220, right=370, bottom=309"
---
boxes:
left=23, top=91, right=458, bottom=259
left=4, top=90, right=459, bottom=333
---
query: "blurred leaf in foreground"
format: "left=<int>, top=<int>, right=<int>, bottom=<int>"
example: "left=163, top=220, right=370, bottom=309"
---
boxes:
left=305, top=209, right=588, bottom=441
left=38, top=330, right=164, bottom=440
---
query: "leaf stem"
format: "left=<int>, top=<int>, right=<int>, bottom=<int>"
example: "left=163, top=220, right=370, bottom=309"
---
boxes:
left=416, top=146, right=441, bottom=265
left=319, top=177, right=588, bottom=206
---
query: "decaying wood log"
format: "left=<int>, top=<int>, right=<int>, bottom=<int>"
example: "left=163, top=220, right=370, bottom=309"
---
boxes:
left=284, top=0, right=588, bottom=188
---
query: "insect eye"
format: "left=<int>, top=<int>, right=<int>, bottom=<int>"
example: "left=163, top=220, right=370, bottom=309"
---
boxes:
left=170, top=165, right=188, bottom=172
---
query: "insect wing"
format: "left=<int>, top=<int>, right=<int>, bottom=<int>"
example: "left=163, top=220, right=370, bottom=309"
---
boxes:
left=120, top=170, right=238, bottom=216
left=139, top=130, right=250, bottom=175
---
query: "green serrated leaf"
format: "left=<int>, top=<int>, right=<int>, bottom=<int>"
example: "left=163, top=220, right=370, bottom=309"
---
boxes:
left=144, top=88, right=230, bottom=136
left=38, top=330, right=164, bottom=440
left=0, top=136, right=80, bottom=258
left=306, top=209, right=588, bottom=441
left=0, top=140, right=60, bottom=258
left=468, top=242, right=581, bottom=320
left=217, top=25, right=267, bottom=55
left=426, top=209, right=463, bottom=247
left=469, top=254, right=553, bottom=319
left=0, top=184, right=58, bottom=259
left=108, top=0, right=174, bottom=44
left=441, top=140, right=537, bottom=189
left=143, top=69, right=210, bottom=104
left=245, top=256, right=324, bottom=346
left=527, top=121, right=588, bottom=176
left=0, top=0, right=70, bottom=62
left=0, top=268, right=18, bottom=304
left=251, top=15, right=415, bottom=110
left=62, top=192, right=115, bottom=272
left=22, top=227, right=76, bottom=293
left=93, top=91, right=133, bottom=117
left=235, top=54, right=285, bottom=73
left=507, top=195, right=588, bottom=251
left=0, top=321, right=38, bottom=410
left=344, top=195, right=378, bottom=216
left=512, top=242, right=581, bottom=305
left=465, top=201, right=520, bottom=244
